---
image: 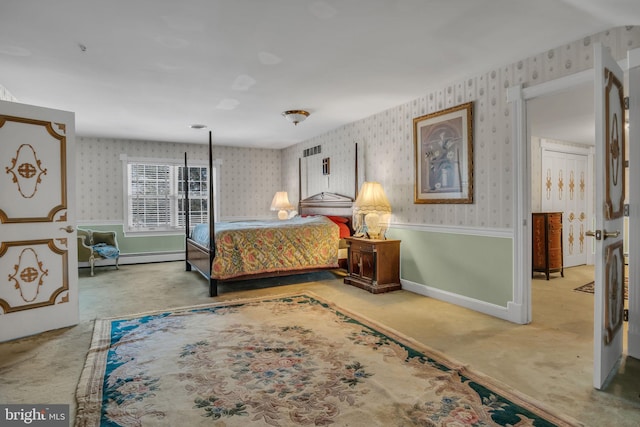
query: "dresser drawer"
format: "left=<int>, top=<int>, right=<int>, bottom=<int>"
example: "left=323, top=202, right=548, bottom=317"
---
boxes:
left=548, top=249, right=563, bottom=268
left=547, top=215, right=562, bottom=226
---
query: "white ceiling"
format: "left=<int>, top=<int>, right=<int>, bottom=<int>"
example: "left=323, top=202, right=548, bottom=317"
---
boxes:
left=1, top=1, right=639, bottom=149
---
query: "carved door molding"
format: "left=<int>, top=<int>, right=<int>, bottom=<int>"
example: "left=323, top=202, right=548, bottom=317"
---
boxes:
left=0, top=116, right=67, bottom=223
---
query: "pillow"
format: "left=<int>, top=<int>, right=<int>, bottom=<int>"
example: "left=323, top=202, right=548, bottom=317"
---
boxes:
left=336, top=223, right=351, bottom=239
left=326, top=215, right=349, bottom=224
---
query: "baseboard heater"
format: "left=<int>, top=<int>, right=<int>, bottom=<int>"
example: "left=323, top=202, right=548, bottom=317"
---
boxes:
left=78, top=251, right=184, bottom=268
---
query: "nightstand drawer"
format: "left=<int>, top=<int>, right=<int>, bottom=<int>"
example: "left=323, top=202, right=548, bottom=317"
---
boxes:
left=351, top=241, right=375, bottom=253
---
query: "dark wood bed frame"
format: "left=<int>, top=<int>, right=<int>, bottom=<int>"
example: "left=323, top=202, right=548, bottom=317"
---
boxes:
left=185, top=132, right=358, bottom=297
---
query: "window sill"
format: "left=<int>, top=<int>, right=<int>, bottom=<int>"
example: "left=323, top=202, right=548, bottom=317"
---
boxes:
left=124, top=228, right=186, bottom=238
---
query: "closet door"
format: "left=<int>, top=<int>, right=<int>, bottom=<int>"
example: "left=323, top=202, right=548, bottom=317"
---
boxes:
left=564, top=153, right=589, bottom=267
left=541, top=145, right=589, bottom=268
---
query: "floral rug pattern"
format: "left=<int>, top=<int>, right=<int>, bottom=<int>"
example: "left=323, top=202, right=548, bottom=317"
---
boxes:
left=75, top=293, right=579, bottom=426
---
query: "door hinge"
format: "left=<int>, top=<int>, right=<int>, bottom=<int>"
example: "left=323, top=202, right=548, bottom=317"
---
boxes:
left=624, top=204, right=630, bottom=217
left=624, top=96, right=629, bottom=110
left=624, top=309, right=629, bottom=322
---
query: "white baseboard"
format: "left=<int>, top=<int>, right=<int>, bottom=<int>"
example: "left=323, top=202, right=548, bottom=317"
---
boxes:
left=401, top=279, right=527, bottom=324
left=78, top=251, right=184, bottom=269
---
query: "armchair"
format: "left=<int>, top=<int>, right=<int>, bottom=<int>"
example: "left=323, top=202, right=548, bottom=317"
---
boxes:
left=77, top=229, right=120, bottom=276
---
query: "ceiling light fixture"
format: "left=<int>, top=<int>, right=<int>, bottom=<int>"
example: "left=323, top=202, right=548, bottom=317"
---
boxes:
left=282, top=110, right=309, bottom=126
left=189, top=124, right=207, bottom=129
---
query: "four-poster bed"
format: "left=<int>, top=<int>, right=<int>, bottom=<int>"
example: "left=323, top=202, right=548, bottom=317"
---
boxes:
left=184, top=132, right=358, bottom=296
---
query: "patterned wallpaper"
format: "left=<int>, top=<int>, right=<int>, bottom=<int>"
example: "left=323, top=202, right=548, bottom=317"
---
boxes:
left=76, top=137, right=282, bottom=222
left=283, top=26, right=640, bottom=230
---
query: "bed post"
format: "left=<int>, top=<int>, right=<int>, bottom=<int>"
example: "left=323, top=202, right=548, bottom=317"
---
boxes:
left=298, top=157, right=302, bottom=207
left=208, top=131, right=218, bottom=297
left=184, top=152, right=191, bottom=272
left=354, top=142, right=359, bottom=198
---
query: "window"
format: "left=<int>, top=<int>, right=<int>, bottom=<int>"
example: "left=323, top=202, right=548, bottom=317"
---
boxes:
left=178, top=166, right=209, bottom=227
left=124, top=158, right=212, bottom=233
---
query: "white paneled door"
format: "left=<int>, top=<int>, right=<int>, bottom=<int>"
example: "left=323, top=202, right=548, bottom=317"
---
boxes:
left=0, top=101, right=77, bottom=342
left=592, top=44, right=626, bottom=389
left=541, top=144, right=590, bottom=268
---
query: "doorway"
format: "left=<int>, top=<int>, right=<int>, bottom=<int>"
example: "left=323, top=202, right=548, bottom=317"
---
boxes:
left=526, top=78, right=632, bottom=317
left=526, top=82, right=598, bottom=320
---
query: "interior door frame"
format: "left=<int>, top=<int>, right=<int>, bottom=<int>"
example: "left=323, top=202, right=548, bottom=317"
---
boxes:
left=627, top=48, right=640, bottom=359
left=508, top=57, right=630, bottom=325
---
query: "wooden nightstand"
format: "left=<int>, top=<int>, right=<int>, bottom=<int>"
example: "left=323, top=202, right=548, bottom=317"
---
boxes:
left=344, top=237, right=401, bottom=294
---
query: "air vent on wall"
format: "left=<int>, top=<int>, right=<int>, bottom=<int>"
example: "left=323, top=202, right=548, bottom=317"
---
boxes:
left=303, top=145, right=321, bottom=157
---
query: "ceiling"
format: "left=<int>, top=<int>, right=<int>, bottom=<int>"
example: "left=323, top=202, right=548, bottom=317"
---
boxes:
left=1, top=1, right=639, bottom=149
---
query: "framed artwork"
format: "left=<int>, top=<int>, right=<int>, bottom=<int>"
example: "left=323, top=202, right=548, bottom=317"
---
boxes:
left=413, top=102, right=473, bottom=204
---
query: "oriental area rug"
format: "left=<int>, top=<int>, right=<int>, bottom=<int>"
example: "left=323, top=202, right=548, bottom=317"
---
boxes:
left=75, top=293, right=579, bottom=427
left=574, top=278, right=629, bottom=300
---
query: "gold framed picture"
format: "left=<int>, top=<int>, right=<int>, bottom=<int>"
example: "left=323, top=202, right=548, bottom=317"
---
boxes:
left=413, top=102, right=473, bottom=204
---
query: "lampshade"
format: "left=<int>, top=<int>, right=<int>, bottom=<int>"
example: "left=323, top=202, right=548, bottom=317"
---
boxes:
left=282, top=110, right=309, bottom=126
left=352, top=182, right=391, bottom=239
left=270, top=191, right=294, bottom=220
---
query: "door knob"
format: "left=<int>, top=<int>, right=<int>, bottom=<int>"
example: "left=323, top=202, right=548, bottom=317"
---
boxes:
left=585, top=229, right=619, bottom=240
left=59, top=225, right=75, bottom=233
left=585, top=230, right=601, bottom=240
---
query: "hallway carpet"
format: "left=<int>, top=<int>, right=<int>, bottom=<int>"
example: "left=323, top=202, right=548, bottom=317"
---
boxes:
left=1, top=262, right=639, bottom=426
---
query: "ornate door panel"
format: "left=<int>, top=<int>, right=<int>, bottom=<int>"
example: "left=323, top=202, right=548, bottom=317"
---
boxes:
left=592, top=44, right=626, bottom=389
left=0, top=100, right=77, bottom=342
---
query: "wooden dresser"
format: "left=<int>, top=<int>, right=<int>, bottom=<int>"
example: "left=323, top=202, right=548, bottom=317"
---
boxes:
left=344, top=237, right=401, bottom=294
left=532, top=212, right=564, bottom=280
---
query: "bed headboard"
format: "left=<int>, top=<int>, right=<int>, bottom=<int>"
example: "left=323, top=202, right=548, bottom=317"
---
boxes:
left=298, top=192, right=353, bottom=218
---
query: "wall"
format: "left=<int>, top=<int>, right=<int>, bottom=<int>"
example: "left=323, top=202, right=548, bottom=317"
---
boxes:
left=76, top=137, right=283, bottom=261
left=282, top=26, right=640, bottom=319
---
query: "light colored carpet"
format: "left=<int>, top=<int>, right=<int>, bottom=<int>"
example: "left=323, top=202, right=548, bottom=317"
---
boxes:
left=75, top=292, right=579, bottom=426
